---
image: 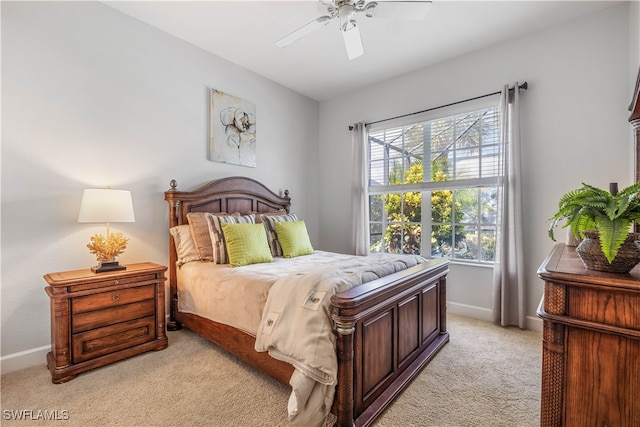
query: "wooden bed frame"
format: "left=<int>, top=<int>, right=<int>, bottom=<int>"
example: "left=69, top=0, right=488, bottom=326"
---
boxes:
left=164, top=176, right=450, bottom=427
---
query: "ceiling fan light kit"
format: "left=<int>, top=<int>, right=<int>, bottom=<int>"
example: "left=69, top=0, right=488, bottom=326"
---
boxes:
left=275, top=0, right=432, bottom=60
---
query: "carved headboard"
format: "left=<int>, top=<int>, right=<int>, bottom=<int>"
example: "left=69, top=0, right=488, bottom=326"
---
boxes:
left=165, top=176, right=290, bottom=228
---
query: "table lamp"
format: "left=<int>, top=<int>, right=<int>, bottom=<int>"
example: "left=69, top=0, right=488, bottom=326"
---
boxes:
left=78, top=188, right=135, bottom=273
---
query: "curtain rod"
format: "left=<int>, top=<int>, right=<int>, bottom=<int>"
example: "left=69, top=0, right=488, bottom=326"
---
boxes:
left=349, top=81, right=528, bottom=130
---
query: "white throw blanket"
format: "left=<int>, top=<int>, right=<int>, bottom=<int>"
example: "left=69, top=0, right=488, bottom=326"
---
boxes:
left=254, top=253, right=426, bottom=426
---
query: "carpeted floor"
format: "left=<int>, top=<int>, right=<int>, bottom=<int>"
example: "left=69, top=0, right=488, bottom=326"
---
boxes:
left=1, top=314, right=541, bottom=426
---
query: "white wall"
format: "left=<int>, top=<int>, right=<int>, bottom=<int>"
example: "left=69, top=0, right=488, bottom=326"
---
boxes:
left=632, top=0, right=640, bottom=107
left=632, top=1, right=640, bottom=77
left=1, top=1, right=319, bottom=371
left=318, top=3, right=633, bottom=326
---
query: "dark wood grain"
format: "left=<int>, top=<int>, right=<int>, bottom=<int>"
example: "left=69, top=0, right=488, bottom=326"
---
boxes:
left=537, top=244, right=640, bottom=426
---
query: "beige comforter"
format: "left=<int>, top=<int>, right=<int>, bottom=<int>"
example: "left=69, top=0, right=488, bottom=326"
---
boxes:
left=176, top=251, right=366, bottom=334
left=254, top=252, right=427, bottom=426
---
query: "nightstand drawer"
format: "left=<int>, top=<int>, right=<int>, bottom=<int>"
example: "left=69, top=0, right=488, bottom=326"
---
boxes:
left=72, top=285, right=155, bottom=314
left=68, top=274, right=160, bottom=293
left=72, top=299, right=155, bottom=333
left=72, top=316, right=156, bottom=363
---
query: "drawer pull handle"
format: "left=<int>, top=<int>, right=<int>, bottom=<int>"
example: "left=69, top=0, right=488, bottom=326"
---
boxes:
left=113, top=294, right=120, bottom=301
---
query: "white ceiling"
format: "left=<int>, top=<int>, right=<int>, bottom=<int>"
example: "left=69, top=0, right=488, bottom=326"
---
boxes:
left=104, top=0, right=620, bottom=102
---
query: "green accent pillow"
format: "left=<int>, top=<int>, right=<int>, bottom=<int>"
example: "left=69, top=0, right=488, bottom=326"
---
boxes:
left=274, top=220, right=314, bottom=258
left=220, top=222, right=273, bottom=267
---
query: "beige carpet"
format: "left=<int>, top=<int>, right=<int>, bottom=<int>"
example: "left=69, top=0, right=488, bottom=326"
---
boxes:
left=1, top=314, right=541, bottom=427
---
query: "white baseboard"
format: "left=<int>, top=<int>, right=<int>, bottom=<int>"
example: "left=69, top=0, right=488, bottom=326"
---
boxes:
left=447, top=301, right=543, bottom=332
left=1, top=345, right=50, bottom=375
left=526, top=315, right=543, bottom=332
left=446, top=301, right=493, bottom=322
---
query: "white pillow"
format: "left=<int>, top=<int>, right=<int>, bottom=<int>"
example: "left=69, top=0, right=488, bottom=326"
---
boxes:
left=169, top=225, right=200, bottom=266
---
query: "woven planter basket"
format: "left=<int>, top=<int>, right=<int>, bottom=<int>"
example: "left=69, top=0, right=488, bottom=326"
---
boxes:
left=575, top=231, right=640, bottom=273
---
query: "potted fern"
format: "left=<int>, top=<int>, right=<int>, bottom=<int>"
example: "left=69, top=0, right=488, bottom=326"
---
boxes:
left=548, top=182, right=640, bottom=273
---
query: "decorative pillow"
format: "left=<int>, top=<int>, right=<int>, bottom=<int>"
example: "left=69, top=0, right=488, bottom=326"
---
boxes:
left=274, top=220, right=314, bottom=258
left=260, top=213, right=298, bottom=257
left=169, top=225, right=200, bottom=266
left=186, top=212, right=223, bottom=261
left=220, top=223, right=273, bottom=267
left=206, top=213, right=255, bottom=264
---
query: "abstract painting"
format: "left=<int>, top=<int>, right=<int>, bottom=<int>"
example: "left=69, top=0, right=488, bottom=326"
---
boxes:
left=209, top=90, right=256, bottom=167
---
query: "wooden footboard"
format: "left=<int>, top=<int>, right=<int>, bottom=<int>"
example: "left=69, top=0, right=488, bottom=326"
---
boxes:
left=165, top=177, right=449, bottom=427
left=332, top=259, right=449, bottom=427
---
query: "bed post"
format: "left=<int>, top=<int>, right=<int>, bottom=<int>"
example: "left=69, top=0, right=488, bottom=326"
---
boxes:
left=335, top=320, right=356, bottom=427
left=284, top=190, right=290, bottom=213
left=165, top=179, right=182, bottom=331
left=630, top=67, right=640, bottom=232
left=439, top=275, right=447, bottom=334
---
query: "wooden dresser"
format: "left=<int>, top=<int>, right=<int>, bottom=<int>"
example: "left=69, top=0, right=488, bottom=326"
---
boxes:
left=44, top=262, right=168, bottom=383
left=537, top=244, right=640, bottom=426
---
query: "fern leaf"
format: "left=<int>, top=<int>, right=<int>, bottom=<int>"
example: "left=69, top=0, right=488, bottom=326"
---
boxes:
left=596, top=217, right=631, bottom=263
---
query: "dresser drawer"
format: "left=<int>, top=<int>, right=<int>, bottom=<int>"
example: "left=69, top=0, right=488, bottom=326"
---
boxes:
left=72, top=285, right=155, bottom=314
left=68, top=274, right=160, bottom=293
left=72, top=299, right=155, bottom=333
left=72, top=316, right=156, bottom=363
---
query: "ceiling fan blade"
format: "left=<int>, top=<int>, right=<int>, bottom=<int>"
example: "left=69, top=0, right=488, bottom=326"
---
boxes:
left=368, top=1, right=432, bottom=20
left=342, top=24, right=364, bottom=60
left=275, top=15, right=334, bottom=48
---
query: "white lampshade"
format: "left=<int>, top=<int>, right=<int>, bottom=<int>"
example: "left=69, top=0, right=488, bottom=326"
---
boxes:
left=77, top=189, right=135, bottom=223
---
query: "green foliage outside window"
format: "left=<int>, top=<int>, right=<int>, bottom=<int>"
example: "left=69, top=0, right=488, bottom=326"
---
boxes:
left=379, top=160, right=465, bottom=256
left=373, top=162, right=497, bottom=261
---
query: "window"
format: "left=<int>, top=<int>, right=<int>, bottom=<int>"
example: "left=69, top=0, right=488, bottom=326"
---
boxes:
left=368, top=98, right=500, bottom=263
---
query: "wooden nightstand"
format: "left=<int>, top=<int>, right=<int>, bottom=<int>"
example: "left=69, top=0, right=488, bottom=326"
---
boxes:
left=44, top=262, right=168, bottom=384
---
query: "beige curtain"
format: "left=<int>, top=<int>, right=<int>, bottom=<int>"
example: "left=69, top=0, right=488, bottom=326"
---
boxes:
left=351, top=122, right=370, bottom=255
left=492, top=83, right=526, bottom=328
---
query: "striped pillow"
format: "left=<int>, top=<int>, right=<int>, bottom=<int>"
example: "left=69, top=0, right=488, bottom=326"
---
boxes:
left=206, top=213, right=255, bottom=264
left=250, top=209, right=287, bottom=223
left=260, top=213, right=298, bottom=257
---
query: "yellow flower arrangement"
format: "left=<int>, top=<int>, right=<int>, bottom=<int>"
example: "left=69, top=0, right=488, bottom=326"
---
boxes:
left=86, top=232, right=129, bottom=262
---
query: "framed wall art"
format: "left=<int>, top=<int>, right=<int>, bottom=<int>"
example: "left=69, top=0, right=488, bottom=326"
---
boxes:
left=209, top=89, right=256, bottom=167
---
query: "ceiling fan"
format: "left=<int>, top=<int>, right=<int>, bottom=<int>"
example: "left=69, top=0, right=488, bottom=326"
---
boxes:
left=275, top=0, right=432, bottom=60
